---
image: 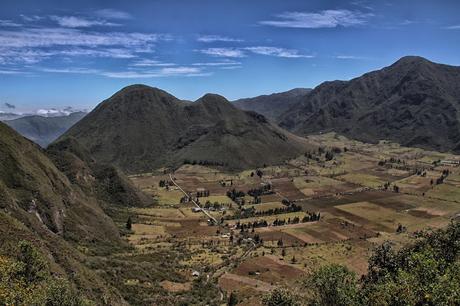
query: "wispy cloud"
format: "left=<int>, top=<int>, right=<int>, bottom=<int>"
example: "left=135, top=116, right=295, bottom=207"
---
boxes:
left=335, top=55, right=368, bottom=60
left=197, top=46, right=312, bottom=59
left=160, top=66, right=202, bottom=75
left=442, top=25, right=460, bottom=30
left=37, top=65, right=210, bottom=79
left=197, top=35, right=243, bottom=43
left=0, top=69, right=29, bottom=75
left=259, top=9, right=373, bottom=28
left=101, top=67, right=211, bottom=78
left=20, top=14, right=44, bottom=22
left=197, top=48, right=246, bottom=58
left=0, top=27, right=167, bottom=64
left=192, top=60, right=241, bottom=66
left=49, top=15, right=120, bottom=28
left=39, top=67, right=101, bottom=74
left=245, top=46, right=314, bottom=58
left=0, top=28, right=163, bottom=48
left=0, top=20, right=22, bottom=27
left=219, top=65, right=242, bottom=70
left=95, top=9, right=132, bottom=20
left=131, top=59, right=177, bottom=67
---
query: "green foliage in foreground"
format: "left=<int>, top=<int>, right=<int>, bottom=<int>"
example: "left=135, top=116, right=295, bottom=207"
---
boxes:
left=263, top=221, right=460, bottom=306
left=0, top=241, right=86, bottom=306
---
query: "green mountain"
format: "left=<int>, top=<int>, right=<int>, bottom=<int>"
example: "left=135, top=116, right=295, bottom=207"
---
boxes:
left=59, top=85, right=312, bottom=174
left=0, top=121, right=150, bottom=303
left=278, top=56, right=460, bottom=153
left=233, top=88, right=311, bottom=121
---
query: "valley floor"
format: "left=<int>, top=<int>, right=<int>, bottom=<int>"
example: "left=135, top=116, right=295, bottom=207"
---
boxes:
left=99, top=133, right=460, bottom=305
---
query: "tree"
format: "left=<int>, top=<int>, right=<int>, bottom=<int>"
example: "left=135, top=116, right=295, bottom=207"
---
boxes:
left=305, top=264, right=359, bottom=306
left=227, top=292, right=238, bottom=306
left=262, top=288, right=299, bottom=306
left=126, top=216, right=132, bottom=230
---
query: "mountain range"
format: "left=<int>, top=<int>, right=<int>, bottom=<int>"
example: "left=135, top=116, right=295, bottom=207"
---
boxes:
left=58, top=85, right=312, bottom=174
left=235, top=56, right=460, bottom=153
left=233, top=88, right=311, bottom=121
left=5, top=111, right=87, bottom=147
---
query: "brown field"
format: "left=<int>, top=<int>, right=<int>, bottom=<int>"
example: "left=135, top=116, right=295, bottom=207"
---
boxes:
left=123, top=133, right=460, bottom=303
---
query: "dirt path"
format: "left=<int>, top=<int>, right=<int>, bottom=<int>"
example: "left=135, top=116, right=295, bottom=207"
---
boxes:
left=169, top=173, right=219, bottom=224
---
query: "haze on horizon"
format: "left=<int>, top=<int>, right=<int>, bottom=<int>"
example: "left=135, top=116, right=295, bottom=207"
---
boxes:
left=1, top=0, right=460, bottom=113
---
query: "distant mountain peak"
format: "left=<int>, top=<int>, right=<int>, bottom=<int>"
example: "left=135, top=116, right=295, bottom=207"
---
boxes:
left=278, top=56, right=460, bottom=153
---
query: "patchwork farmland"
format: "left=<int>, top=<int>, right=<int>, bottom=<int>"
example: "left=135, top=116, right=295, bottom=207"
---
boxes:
left=117, top=133, right=460, bottom=304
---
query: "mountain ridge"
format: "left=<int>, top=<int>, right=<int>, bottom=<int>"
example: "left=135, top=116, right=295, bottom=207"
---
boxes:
left=273, top=56, right=460, bottom=153
left=59, top=85, right=312, bottom=173
left=5, top=111, right=87, bottom=147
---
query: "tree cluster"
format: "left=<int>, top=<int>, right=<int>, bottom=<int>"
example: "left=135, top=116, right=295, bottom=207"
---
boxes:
left=247, top=184, right=273, bottom=197
left=183, top=159, right=228, bottom=167
left=226, top=189, right=245, bottom=201
left=196, top=190, right=210, bottom=197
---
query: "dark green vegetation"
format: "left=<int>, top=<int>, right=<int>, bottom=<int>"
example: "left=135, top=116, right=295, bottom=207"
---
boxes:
left=0, top=121, right=151, bottom=303
left=233, top=88, right=311, bottom=121
left=59, top=85, right=312, bottom=173
left=281, top=56, right=460, bottom=153
left=235, top=56, right=460, bottom=154
left=5, top=111, right=86, bottom=147
left=0, top=121, right=224, bottom=305
left=263, top=220, right=460, bottom=306
left=0, top=240, right=83, bottom=305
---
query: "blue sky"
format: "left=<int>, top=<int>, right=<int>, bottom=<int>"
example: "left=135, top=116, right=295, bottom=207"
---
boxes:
left=1, top=0, right=460, bottom=113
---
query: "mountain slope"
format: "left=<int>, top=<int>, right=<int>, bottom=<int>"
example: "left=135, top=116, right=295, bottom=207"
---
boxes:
left=0, top=121, right=131, bottom=303
left=59, top=85, right=312, bottom=173
left=0, top=121, right=154, bottom=303
left=233, top=88, right=311, bottom=121
left=279, top=56, right=460, bottom=153
left=5, top=111, right=86, bottom=147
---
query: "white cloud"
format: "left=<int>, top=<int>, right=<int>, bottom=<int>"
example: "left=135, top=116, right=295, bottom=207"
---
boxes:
left=100, top=67, right=211, bottom=78
left=245, top=46, right=314, bottom=58
left=259, top=10, right=373, bottom=28
left=0, top=28, right=162, bottom=48
left=219, top=66, right=242, bottom=70
left=38, top=65, right=209, bottom=78
left=59, top=48, right=137, bottom=58
left=50, top=15, right=120, bottom=28
left=335, top=55, right=367, bottom=60
left=160, top=66, right=202, bottom=75
left=0, top=69, right=27, bottom=75
left=0, top=27, right=166, bottom=64
left=20, top=15, right=44, bottom=22
left=0, top=20, right=22, bottom=27
left=197, top=35, right=243, bottom=43
left=192, top=60, right=241, bottom=66
left=39, top=67, right=101, bottom=74
left=95, top=9, right=132, bottom=20
left=197, top=48, right=246, bottom=58
left=443, top=25, right=460, bottom=30
left=131, top=59, right=177, bottom=67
